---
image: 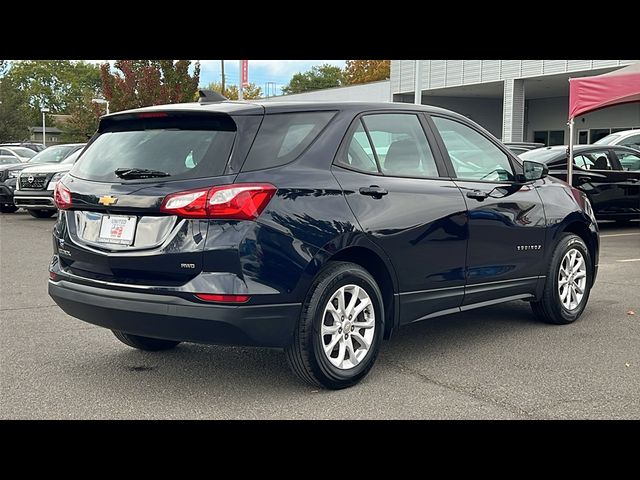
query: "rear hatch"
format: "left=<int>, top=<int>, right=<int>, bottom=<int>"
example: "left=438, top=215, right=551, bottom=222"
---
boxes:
left=56, top=110, right=245, bottom=286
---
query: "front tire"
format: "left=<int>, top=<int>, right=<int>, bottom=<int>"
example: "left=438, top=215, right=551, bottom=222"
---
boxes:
left=531, top=233, right=592, bottom=324
left=112, top=330, right=181, bottom=351
left=285, top=261, right=384, bottom=390
left=28, top=209, right=55, bottom=218
left=0, top=204, right=18, bottom=213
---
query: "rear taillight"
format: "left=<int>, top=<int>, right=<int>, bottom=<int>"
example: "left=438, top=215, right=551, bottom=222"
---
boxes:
left=54, top=182, right=72, bottom=210
left=160, top=183, right=276, bottom=220
left=195, top=293, right=250, bottom=303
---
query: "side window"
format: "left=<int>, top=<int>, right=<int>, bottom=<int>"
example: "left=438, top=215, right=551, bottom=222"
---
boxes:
left=361, top=114, right=439, bottom=178
left=615, top=150, right=640, bottom=171
left=573, top=154, right=593, bottom=170
left=584, top=150, right=614, bottom=170
left=433, top=116, right=515, bottom=182
left=242, top=111, right=335, bottom=172
left=339, top=120, right=379, bottom=173
left=620, top=134, right=640, bottom=149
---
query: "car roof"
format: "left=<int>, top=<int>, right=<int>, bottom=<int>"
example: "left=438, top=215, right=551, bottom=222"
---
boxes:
left=103, top=100, right=468, bottom=120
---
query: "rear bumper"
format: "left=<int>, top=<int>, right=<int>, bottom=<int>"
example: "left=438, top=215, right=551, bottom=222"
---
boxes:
left=48, top=279, right=300, bottom=348
left=14, top=190, right=55, bottom=209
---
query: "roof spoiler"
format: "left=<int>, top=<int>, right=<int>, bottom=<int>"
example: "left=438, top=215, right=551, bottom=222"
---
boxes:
left=198, top=89, right=227, bottom=103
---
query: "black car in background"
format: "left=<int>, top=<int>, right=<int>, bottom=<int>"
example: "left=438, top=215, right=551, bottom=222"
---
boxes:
left=48, top=100, right=599, bottom=389
left=520, top=145, right=640, bottom=224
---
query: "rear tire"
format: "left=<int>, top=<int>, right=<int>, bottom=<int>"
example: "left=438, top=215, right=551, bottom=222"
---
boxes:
left=112, top=330, right=181, bottom=351
left=285, top=261, right=384, bottom=390
left=0, top=204, right=18, bottom=213
left=28, top=209, right=55, bottom=218
left=531, top=233, right=592, bottom=325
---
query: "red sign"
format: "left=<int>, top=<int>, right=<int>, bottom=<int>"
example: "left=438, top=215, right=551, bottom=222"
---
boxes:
left=241, top=60, right=249, bottom=87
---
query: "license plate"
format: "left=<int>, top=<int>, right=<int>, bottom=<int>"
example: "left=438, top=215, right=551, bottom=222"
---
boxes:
left=98, top=215, right=137, bottom=245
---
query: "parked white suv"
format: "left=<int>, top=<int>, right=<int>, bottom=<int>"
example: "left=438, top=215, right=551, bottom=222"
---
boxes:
left=594, top=129, right=640, bottom=150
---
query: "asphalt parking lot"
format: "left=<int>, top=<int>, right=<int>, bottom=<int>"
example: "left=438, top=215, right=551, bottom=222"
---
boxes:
left=1, top=211, right=638, bottom=419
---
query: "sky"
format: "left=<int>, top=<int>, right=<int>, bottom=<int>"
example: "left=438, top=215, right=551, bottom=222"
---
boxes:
left=91, top=60, right=346, bottom=97
left=199, top=60, right=346, bottom=95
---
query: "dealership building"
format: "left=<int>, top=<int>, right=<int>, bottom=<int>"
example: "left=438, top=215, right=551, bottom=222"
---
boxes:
left=264, top=60, right=639, bottom=145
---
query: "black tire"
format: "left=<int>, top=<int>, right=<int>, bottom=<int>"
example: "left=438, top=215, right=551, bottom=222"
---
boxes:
left=112, top=330, right=181, bottom=351
left=285, top=261, right=384, bottom=390
left=27, top=209, right=55, bottom=218
left=0, top=204, right=18, bottom=213
left=531, top=233, right=593, bottom=325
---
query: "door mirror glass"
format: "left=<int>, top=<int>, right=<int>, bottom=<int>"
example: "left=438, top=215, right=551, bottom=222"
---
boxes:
left=522, top=160, right=548, bottom=181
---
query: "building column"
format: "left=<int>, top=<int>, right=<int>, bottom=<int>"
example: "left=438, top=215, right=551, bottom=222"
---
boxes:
left=502, top=78, right=525, bottom=142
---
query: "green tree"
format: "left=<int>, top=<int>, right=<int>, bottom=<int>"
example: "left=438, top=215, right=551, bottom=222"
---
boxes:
left=281, top=64, right=344, bottom=95
left=0, top=69, right=32, bottom=142
left=100, top=60, right=200, bottom=112
left=7, top=60, right=101, bottom=116
left=344, top=60, right=390, bottom=85
left=206, top=81, right=262, bottom=100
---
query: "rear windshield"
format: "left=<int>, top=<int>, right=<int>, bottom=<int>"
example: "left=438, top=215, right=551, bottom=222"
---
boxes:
left=71, top=114, right=236, bottom=183
left=241, top=111, right=336, bottom=172
left=29, top=145, right=77, bottom=164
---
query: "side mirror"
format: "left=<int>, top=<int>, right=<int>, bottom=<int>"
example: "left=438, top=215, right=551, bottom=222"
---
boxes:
left=522, top=160, right=548, bottom=181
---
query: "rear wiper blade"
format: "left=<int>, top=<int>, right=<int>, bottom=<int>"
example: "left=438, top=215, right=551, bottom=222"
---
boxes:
left=114, top=168, right=170, bottom=179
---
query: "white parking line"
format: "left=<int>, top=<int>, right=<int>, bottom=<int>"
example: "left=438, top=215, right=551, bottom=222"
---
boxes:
left=617, top=258, right=640, bottom=263
left=601, top=233, right=640, bottom=238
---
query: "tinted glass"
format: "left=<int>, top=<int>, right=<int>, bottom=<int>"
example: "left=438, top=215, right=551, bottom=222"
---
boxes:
left=339, top=120, right=379, bottom=173
left=361, top=114, right=438, bottom=178
left=71, top=118, right=236, bottom=183
left=590, top=129, right=611, bottom=143
left=620, top=134, right=640, bottom=148
left=61, top=150, right=82, bottom=165
left=28, top=145, right=76, bottom=164
left=433, top=116, right=514, bottom=181
left=519, top=148, right=564, bottom=163
left=549, top=130, right=565, bottom=146
left=533, top=131, right=548, bottom=146
left=7, top=147, right=35, bottom=158
left=615, top=150, right=640, bottom=171
left=0, top=156, right=18, bottom=165
left=242, top=112, right=335, bottom=172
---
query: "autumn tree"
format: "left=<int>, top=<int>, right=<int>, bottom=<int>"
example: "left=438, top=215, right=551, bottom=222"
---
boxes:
left=100, top=60, right=200, bottom=112
left=344, top=60, right=390, bottom=85
left=60, top=93, right=103, bottom=142
left=281, top=64, right=343, bottom=95
left=206, top=81, right=262, bottom=100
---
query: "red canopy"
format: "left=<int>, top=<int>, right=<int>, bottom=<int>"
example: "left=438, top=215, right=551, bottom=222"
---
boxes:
left=568, top=62, right=640, bottom=119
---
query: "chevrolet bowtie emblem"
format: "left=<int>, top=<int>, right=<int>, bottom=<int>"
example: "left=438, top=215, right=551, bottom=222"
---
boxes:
left=98, top=195, right=118, bottom=206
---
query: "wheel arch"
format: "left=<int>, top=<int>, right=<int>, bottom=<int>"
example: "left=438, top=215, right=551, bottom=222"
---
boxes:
left=559, top=220, right=598, bottom=280
left=304, top=241, right=399, bottom=340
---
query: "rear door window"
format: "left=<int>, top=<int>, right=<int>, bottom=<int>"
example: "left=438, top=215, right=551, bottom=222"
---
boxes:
left=71, top=114, right=236, bottom=182
left=241, top=111, right=336, bottom=172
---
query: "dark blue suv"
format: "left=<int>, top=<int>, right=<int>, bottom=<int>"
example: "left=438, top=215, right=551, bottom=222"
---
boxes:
left=48, top=99, right=599, bottom=389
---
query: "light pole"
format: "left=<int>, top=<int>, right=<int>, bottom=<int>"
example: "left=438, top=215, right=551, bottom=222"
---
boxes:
left=41, top=107, right=50, bottom=147
left=92, top=98, right=109, bottom=115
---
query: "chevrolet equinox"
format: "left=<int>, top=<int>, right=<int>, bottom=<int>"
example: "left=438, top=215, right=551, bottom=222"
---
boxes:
left=48, top=98, right=599, bottom=389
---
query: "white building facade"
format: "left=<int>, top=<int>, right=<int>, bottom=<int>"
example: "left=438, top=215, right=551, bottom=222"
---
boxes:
left=392, top=60, right=640, bottom=144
